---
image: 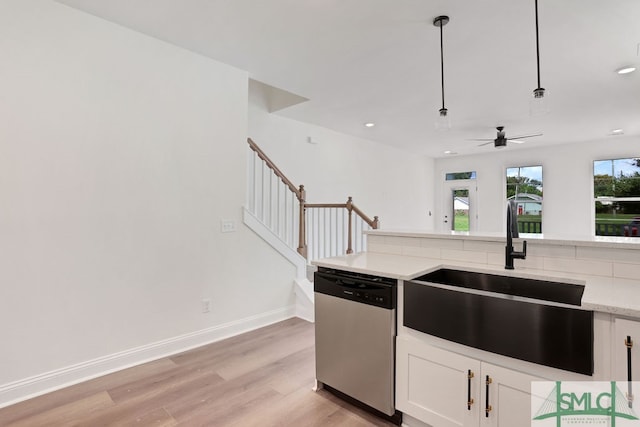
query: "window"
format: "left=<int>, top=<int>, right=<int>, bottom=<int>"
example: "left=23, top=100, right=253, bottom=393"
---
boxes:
left=506, top=166, right=543, bottom=233
left=446, top=171, right=476, bottom=180
left=594, top=158, right=640, bottom=237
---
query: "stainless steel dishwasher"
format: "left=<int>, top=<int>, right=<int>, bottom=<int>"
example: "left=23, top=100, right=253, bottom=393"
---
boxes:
left=314, top=267, right=401, bottom=423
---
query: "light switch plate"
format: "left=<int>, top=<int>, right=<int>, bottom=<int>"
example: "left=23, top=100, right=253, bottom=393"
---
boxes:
left=221, top=220, right=236, bottom=233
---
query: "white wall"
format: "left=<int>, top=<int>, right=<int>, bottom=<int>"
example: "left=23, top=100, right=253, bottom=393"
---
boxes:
left=434, top=136, right=640, bottom=236
left=248, top=85, right=434, bottom=231
left=0, top=0, right=295, bottom=404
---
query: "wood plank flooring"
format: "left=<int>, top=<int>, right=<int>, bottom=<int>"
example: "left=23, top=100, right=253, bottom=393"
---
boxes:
left=0, top=318, right=397, bottom=426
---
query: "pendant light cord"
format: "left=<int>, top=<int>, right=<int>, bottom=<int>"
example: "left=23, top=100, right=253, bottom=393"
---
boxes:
left=439, top=21, right=445, bottom=110
left=535, top=0, right=541, bottom=89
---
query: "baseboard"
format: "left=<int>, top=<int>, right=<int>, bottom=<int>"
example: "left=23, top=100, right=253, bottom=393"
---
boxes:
left=0, top=305, right=296, bottom=408
left=295, top=303, right=315, bottom=323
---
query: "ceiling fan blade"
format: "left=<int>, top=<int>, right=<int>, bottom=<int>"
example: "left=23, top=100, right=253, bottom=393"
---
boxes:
left=509, top=140, right=526, bottom=144
left=508, top=133, right=543, bottom=140
left=467, top=138, right=495, bottom=141
left=477, top=140, right=495, bottom=147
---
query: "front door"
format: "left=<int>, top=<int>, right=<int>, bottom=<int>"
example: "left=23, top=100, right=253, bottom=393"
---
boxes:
left=443, top=182, right=477, bottom=232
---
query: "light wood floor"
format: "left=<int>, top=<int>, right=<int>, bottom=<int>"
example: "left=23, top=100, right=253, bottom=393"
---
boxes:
left=0, top=318, right=397, bottom=426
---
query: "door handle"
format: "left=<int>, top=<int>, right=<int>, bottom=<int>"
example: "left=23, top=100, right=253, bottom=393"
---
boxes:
left=467, top=370, right=474, bottom=410
left=626, top=336, right=634, bottom=408
left=485, top=375, right=493, bottom=417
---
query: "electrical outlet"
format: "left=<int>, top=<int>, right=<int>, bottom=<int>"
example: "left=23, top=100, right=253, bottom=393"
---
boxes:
left=221, top=220, right=236, bottom=233
left=201, top=299, right=211, bottom=313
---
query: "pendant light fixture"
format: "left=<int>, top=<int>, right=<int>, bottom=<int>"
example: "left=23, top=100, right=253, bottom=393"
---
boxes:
left=434, top=15, right=451, bottom=130
left=530, top=0, right=548, bottom=116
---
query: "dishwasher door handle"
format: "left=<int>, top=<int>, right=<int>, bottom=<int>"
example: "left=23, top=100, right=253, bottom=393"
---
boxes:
left=336, top=280, right=381, bottom=291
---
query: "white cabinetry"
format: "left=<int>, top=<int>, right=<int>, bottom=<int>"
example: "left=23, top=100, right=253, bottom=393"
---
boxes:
left=397, top=336, right=543, bottom=427
left=613, top=317, right=640, bottom=381
left=481, top=362, right=542, bottom=427
left=397, top=336, right=479, bottom=427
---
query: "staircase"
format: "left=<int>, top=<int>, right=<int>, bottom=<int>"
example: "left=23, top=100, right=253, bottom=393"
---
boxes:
left=243, top=138, right=379, bottom=321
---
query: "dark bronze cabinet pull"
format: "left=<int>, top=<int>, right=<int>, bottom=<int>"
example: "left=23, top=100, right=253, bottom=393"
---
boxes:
left=626, top=335, right=634, bottom=408
left=467, top=370, right=474, bottom=410
left=485, top=375, right=492, bottom=417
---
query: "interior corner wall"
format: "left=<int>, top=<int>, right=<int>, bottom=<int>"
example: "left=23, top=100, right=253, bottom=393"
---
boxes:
left=248, top=97, right=434, bottom=231
left=0, top=0, right=295, bottom=404
left=433, top=136, right=640, bottom=236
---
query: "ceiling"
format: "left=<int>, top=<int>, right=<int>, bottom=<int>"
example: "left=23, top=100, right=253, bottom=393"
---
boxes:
left=56, top=0, right=640, bottom=157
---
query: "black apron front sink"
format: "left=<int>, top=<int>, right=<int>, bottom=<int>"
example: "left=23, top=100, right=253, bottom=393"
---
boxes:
left=404, top=272, right=593, bottom=376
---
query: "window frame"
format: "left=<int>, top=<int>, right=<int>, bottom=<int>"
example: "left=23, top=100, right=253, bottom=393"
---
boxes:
left=505, top=165, right=544, bottom=234
left=593, top=157, right=640, bottom=237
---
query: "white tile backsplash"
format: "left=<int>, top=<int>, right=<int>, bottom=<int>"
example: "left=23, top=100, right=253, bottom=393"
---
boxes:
left=402, top=245, right=441, bottom=259
left=614, top=263, right=640, bottom=280
left=487, top=252, right=503, bottom=266
left=520, top=255, right=546, bottom=270
left=543, top=257, right=613, bottom=277
left=368, top=233, right=638, bottom=279
left=441, top=249, right=488, bottom=264
left=367, top=235, right=385, bottom=245
left=577, top=246, right=640, bottom=263
left=368, top=242, right=402, bottom=255
left=528, top=243, right=576, bottom=258
left=463, top=240, right=504, bottom=253
left=420, top=238, right=464, bottom=250
left=385, top=236, right=421, bottom=247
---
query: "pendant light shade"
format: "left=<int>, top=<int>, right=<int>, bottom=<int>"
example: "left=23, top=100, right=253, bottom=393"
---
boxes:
left=436, top=107, right=450, bottom=131
left=530, top=0, right=548, bottom=116
left=434, top=15, right=451, bottom=130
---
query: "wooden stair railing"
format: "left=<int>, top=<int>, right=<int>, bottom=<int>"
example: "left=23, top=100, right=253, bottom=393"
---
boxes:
left=247, top=138, right=306, bottom=256
left=305, top=197, right=379, bottom=255
left=247, top=138, right=379, bottom=260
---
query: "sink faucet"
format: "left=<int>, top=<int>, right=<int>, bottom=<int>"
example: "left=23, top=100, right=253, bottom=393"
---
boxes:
left=506, top=200, right=527, bottom=269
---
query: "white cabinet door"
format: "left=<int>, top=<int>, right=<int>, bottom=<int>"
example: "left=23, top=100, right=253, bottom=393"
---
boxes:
left=397, top=336, right=481, bottom=427
left=613, top=318, right=640, bottom=382
left=480, top=362, right=543, bottom=427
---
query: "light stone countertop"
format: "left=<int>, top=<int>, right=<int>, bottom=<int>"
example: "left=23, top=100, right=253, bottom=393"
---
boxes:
left=312, top=252, right=640, bottom=319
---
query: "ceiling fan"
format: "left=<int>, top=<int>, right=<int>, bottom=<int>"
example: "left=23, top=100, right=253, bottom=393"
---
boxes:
left=471, top=126, right=542, bottom=148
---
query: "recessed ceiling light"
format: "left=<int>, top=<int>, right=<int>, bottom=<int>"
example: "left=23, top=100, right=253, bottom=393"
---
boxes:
left=444, top=150, right=457, bottom=155
left=616, top=66, right=636, bottom=74
left=364, top=122, right=375, bottom=128
left=610, top=129, right=624, bottom=135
